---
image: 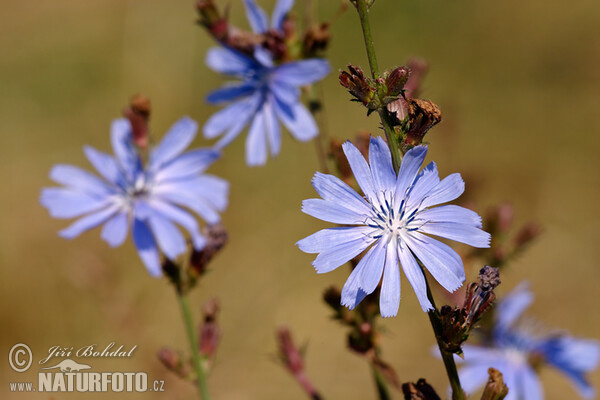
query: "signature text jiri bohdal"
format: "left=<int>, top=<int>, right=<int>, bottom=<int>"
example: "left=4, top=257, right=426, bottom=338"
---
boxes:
left=39, top=343, right=137, bottom=365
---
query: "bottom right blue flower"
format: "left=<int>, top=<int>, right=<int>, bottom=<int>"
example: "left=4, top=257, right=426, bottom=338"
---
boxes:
left=454, top=282, right=599, bottom=400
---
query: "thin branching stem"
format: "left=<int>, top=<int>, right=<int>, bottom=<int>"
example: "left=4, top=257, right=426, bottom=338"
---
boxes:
left=354, top=0, right=402, bottom=173
left=353, top=1, right=466, bottom=398
left=177, top=291, right=211, bottom=400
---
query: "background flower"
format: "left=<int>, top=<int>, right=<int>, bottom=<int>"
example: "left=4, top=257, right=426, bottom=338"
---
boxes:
left=40, top=117, right=229, bottom=276
left=297, top=137, right=490, bottom=317
left=203, top=0, right=330, bottom=166
left=457, top=283, right=600, bottom=400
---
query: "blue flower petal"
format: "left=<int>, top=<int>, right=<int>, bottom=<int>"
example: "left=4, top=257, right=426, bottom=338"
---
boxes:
left=132, top=218, right=162, bottom=277
left=206, top=82, right=257, bottom=104
left=110, top=118, right=140, bottom=182
left=154, top=175, right=229, bottom=212
left=214, top=94, right=263, bottom=148
left=59, top=204, right=119, bottom=239
left=144, top=206, right=187, bottom=260
left=269, top=80, right=300, bottom=105
left=83, top=146, right=123, bottom=187
left=40, top=188, right=112, bottom=219
left=417, top=205, right=482, bottom=228
left=153, top=149, right=220, bottom=183
left=271, top=0, right=295, bottom=30
left=394, top=145, right=427, bottom=206
left=242, top=0, right=269, bottom=33
left=296, top=226, right=375, bottom=254
left=341, top=248, right=375, bottom=310
left=101, top=211, right=128, bottom=247
left=311, top=172, right=371, bottom=215
left=403, top=231, right=464, bottom=292
left=273, top=98, right=318, bottom=141
left=263, top=101, right=281, bottom=156
left=406, top=161, right=440, bottom=210
left=368, top=136, right=396, bottom=193
left=358, top=238, right=386, bottom=294
left=245, top=108, right=268, bottom=166
left=205, top=47, right=257, bottom=76
left=312, top=234, right=375, bottom=273
left=379, top=241, right=401, bottom=317
left=519, top=365, right=543, bottom=400
left=420, top=172, right=465, bottom=209
left=301, top=198, right=366, bottom=225
left=397, top=242, right=432, bottom=311
left=419, top=222, right=491, bottom=248
left=496, top=282, right=533, bottom=332
left=342, top=141, right=378, bottom=205
left=49, top=165, right=114, bottom=196
left=457, top=362, right=495, bottom=395
left=154, top=187, right=221, bottom=226
left=271, top=59, right=331, bottom=86
left=150, top=117, right=198, bottom=170
left=147, top=198, right=207, bottom=250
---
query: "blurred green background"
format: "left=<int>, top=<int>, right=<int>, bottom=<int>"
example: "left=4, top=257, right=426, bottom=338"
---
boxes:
left=1, top=0, right=599, bottom=399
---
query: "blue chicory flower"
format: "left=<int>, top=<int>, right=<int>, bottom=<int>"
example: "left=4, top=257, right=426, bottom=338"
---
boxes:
left=40, top=117, right=229, bottom=277
left=457, top=282, right=600, bottom=400
left=296, top=137, right=490, bottom=317
left=203, top=0, right=330, bottom=166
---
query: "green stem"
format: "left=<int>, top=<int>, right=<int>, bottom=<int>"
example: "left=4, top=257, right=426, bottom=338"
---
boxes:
left=354, top=1, right=466, bottom=397
left=371, top=363, right=391, bottom=400
left=423, top=273, right=466, bottom=400
left=177, top=291, right=211, bottom=400
left=354, top=0, right=402, bottom=172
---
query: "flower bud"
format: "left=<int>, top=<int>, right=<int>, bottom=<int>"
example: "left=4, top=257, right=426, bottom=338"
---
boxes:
left=198, top=298, right=221, bottom=360
left=276, top=327, right=304, bottom=374
left=481, top=368, right=509, bottom=400
left=339, top=65, right=378, bottom=109
left=303, top=23, right=331, bottom=58
left=385, top=66, right=409, bottom=97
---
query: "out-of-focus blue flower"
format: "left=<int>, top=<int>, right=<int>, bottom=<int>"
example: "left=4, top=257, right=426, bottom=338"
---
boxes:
left=457, top=283, right=600, bottom=400
left=296, top=137, right=490, bottom=317
left=203, top=0, right=330, bottom=166
left=40, top=117, right=229, bottom=277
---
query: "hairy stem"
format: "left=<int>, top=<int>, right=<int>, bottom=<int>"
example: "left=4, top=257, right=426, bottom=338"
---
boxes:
left=354, top=0, right=402, bottom=172
left=177, top=291, right=211, bottom=400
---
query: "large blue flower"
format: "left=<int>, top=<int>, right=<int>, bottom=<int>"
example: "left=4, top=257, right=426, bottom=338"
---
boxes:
left=457, top=283, right=600, bottom=400
left=297, top=137, right=490, bottom=317
left=40, top=117, right=229, bottom=276
left=203, top=0, right=330, bottom=166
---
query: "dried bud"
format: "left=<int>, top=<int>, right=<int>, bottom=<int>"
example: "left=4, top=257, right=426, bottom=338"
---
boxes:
left=385, top=66, right=410, bottom=97
left=198, top=298, right=221, bottom=360
left=403, top=99, right=442, bottom=146
left=157, top=347, right=191, bottom=378
left=514, top=223, right=542, bottom=249
left=123, top=94, right=151, bottom=149
left=404, top=58, right=429, bottom=99
left=402, top=379, right=442, bottom=400
left=264, top=30, right=287, bottom=61
left=303, top=23, right=331, bottom=57
left=440, top=266, right=500, bottom=354
left=387, top=97, right=410, bottom=123
left=190, top=223, right=228, bottom=277
left=339, top=65, right=378, bottom=110
left=276, top=327, right=304, bottom=374
left=481, top=368, right=509, bottom=400
left=196, top=0, right=229, bottom=42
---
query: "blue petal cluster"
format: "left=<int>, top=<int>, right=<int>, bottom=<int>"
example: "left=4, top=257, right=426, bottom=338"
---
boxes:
left=458, top=283, right=600, bottom=400
left=203, top=0, right=330, bottom=166
left=297, top=137, right=490, bottom=317
left=40, top=117, right=229, bottom=276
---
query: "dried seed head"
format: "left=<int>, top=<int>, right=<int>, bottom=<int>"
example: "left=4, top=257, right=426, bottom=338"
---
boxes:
left=481, top=368, right=509, bottom=400
left=404, top=99, right=442, bottom=146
